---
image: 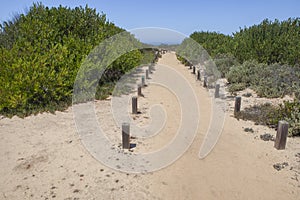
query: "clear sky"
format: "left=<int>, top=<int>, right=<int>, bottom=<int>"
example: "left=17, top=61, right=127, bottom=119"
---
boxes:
left=0, top=0, right=299, bottom=43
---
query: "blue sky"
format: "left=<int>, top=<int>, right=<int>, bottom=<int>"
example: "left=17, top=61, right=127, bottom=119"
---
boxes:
left=0, top=0, right=299, bottom=44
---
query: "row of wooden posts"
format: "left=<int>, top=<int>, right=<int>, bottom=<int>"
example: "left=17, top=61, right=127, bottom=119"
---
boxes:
left=190, top=63, right=289, bottom=150
left=191, top=65, right=219, bottom=97
left=122, top=64, right=153, bottom=149
left=122, top=62, right=289, bottom=151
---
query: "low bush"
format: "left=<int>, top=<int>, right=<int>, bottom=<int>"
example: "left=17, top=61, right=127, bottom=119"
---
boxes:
left=226, top=60, right=300, bottom=98
left=280, top=101, right=300, bottom=136
left=254, top=63, right=300, bottom=98
left=176, top=55, right=192, bottom=66
left=235, top=103, right=282, bottom=127
left=214, top=53, right=239, bottom=78
left=235, top=100, right=300, bottom=137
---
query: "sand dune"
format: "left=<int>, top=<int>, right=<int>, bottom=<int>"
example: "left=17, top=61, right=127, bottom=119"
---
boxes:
left=0, top=52, right=299, bottom=199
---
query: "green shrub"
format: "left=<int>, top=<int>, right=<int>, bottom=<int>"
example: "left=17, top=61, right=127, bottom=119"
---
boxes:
left=176, top=37, right=209, bottom=66
left=233, top=18, right=300, bottom=66
left=226, top=60, right=300, bottom=98
left=139, top=48, right=157, bottom=65
left=235, top=101, right=300, bottom=137
left=235, top=103, right=282, bottom=126
left=253, top=63, right=300, bottom=98
left=214, top=53, right=239, bottom=78
left=280, top=101, right=300, bottom=136
left=228, top=83, right=247, bottom=93
left=189, top=31, right=233, bottom=58
left=176, top=55, right=192, bottom=66
left=226, top=60, right=262, bottom=87
left=0, top=3, right=144, bottom=117
left=190, top=19, right=300, bottom=66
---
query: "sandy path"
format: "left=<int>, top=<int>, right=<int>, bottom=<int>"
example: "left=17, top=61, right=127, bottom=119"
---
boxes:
left=146, top=52, right=300, bottom=199
left=0, top=52, right=299, bottom=199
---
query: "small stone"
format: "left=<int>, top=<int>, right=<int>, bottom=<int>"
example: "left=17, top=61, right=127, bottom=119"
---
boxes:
left=260, top=133, right=275, bottom=141
left=73, top=189, right=80, bottom=193
left=244, top=127, right=254, bottom=133
left=273, top=163, right=282, bottom=171
left=273, top=162, right=289, bottom=171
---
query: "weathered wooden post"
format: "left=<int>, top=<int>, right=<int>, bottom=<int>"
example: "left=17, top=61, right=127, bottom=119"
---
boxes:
left=203, top=76, right=207, bottom=87
left=149, top=64, right=153, bottom=72
left=122, top=123, right=130, bottom=149
left=146, top=69, right=149, bottom=79
left=215, top=84, right=220, bottom=98
left=132, top=96, right=138, bottom=114
left=234, top=96, right=241, bottom=116
left=189, top=65, right=192, bottom=70
left=137, top=84, right=142, bottom=96
left=141, top=76, right=145, bottom=87
left=274, top=121, right=289, bottom=150
left=192, top=66, right=196, bottom=74
left=197, top=70, right=201, bottom=81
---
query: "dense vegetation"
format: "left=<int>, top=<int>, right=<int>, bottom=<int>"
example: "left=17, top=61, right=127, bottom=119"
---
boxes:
left=190, top=31, right=233, bottom=58
left=0, top=3, right=155, bottom=117
left=226, top=60, right=300, bottom=99
left=189, top=19, right=300, bottom=97
left=190, top=18, right=300, bottom=66
left=235, top=100, right=300, bottom=137
left=178, top=18, right=300, bottom=136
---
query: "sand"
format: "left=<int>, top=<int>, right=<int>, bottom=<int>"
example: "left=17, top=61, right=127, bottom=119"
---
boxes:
left=0, top=52, right=299, bottom=199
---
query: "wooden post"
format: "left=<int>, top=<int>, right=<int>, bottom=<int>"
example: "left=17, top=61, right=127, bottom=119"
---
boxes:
left=189, top=64, right=192, bottom=70
left=203, top=76, right=207, bottom=87
left=141, top=76, right=145, bottom=87
left=149, top=64, right=154, bottom=72
left=215, top=84, right=220, bottom=98
left=148, top=65, right=152, bottom=74
left=197, top=70, right=201, bottom=81
left=132, top=96, right=138, bottom=114
left=274, top=121, right=289, bottom=150
left=192, top=66, right=196, bottom=74
left=122, top=123, right=130, bottom=149
left=234, top=96, right=241, bottom=116
left=137, top=84, right=142, bottom=96
left=146, top=69, right=149, bottom=79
